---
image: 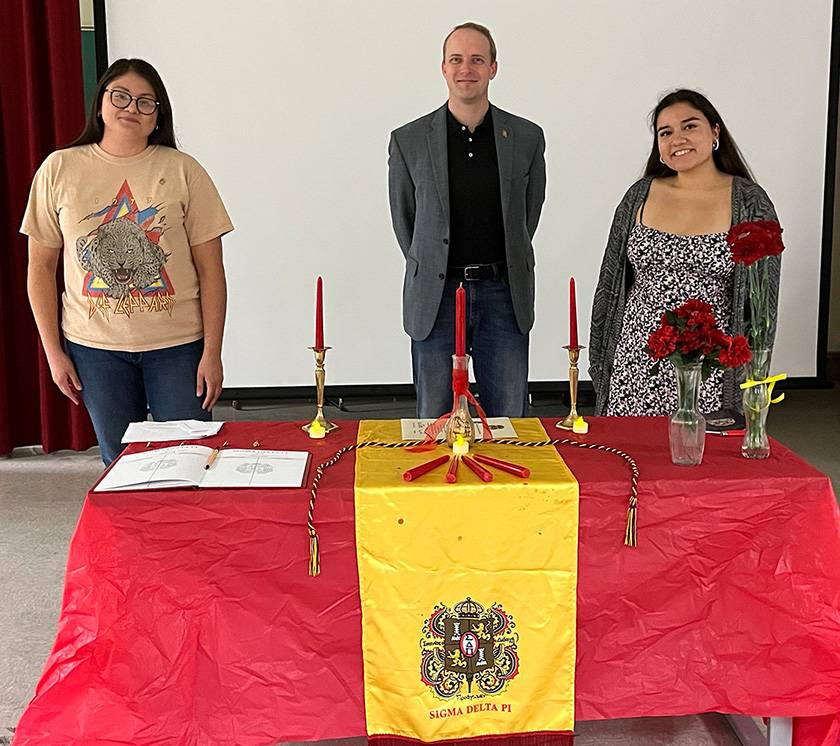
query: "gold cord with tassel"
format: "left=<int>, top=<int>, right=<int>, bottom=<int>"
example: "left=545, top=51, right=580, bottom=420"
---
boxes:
left=624, top=496, right=638, bottom=547
left=308, top=530, right=320, bottom=577
left=306, top=438, right=640, bottom=577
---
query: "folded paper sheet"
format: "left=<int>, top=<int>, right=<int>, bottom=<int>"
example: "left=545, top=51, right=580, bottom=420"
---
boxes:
left=121, top=419, right=224, bottom=443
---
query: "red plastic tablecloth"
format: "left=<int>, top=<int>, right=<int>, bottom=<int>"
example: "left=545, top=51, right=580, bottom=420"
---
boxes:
left=13, top=418, right=840, bottom=745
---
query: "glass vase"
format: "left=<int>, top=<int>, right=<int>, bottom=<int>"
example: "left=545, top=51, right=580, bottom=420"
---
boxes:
left=742, top=347, right=772, bottom=459
left=669, top=361, right=705, bottom=466
left=444, top=354, right=475, bottom=447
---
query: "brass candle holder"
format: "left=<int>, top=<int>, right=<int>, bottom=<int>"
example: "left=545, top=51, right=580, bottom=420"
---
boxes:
left=557, top=345, right=584, bottom=430
left=302, top=346, right=338, bottom=435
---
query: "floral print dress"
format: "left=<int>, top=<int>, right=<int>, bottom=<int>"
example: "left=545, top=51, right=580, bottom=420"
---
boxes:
left=606, top=223, right=735, bottom=416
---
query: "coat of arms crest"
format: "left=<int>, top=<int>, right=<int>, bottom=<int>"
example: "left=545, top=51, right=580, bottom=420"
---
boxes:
left=420, top=597, right=519, bottom=699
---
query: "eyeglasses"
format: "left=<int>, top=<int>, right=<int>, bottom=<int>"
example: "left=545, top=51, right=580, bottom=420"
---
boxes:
left=104, top=88, right=159, bottom=116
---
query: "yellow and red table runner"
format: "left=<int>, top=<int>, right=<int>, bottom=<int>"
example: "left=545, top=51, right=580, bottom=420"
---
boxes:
left=354, top=419, right=580, bottom=740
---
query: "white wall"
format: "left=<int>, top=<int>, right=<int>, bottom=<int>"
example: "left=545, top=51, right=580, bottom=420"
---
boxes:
left=107, top=0, right=832, bottom=386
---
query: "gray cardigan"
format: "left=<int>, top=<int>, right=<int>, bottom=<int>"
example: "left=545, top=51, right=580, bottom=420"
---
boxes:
left=588, top=175, right=781, bottom=415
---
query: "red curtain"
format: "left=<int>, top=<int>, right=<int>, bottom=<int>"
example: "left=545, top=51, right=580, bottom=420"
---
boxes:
left=0, top=0, right=96, bottom=454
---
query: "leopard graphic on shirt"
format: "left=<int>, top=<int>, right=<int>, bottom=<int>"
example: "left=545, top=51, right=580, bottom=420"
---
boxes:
left=75, top=180, right=175, bottom=319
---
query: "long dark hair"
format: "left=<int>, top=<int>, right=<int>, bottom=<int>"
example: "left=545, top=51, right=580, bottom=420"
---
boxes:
left=65, top=58, right=177, bottom=149
left=644, top=89, right=752, bottom=179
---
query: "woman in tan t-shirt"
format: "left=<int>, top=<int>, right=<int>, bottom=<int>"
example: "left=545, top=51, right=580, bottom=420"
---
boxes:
left=23, top=59, right=234, bottom=465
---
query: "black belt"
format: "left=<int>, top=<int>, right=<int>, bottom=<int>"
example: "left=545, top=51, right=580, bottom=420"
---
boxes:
left=447, top=262, right=507, bottom=281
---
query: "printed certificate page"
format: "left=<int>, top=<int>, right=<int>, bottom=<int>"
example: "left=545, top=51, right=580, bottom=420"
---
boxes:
left=94, top=445, right=211, bottom=491
left=200, top=449, right=310, bottom=488
left=400, top=417, right=517, bottom=440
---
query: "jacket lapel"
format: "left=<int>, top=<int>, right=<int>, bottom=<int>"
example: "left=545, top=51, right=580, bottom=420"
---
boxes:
left=493, top=105, right=513, bottom=235
left=426, top=104, right=449, bottom=218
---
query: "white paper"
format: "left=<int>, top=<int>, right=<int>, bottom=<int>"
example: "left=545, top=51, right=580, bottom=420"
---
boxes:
left=121, top=420, right=224, bottom=444
left=95, top=445, right=210, bottom=491
left=399, top=417, right=517, bottom=441
left=200, top=449, right=310, bottom=488
left=95, top=445, right=309, bottom=491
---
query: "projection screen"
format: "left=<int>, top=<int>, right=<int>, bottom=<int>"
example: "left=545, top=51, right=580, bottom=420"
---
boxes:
left=106, top=0, right=834, bottom=388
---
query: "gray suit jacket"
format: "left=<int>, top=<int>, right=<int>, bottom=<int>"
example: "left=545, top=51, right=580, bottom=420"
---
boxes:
left=388, top=103, right=546, bottom=341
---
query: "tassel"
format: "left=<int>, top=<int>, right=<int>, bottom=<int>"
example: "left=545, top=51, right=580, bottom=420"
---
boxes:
left=624, top=499, right=637, bottom=548
left=309, top=531, right=321, bottom=576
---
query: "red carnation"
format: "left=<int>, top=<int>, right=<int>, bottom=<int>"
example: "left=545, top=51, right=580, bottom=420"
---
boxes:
left=698, top=327, right=726, bottom=355
left=646, top=323, right=678, bottom=359
left=726, top=220, right=785, bottom=266
left=677, top=329, right=704, bottom=355
left=686, top=310, right=716, bottom=332
left=645, top=300, right=752, bottom=372
left=704, top=328, right=729, bottom=355
left=718, top=335, right=752, bottom=368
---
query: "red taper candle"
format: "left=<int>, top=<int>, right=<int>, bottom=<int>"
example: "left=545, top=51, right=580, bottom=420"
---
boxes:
left=462, top=455, right=493, bottom=482
left=403, top=454, right=450, bottom=481
left=569, top=276, right=578, bottom=348
left=472, top=453, right=531, bottom=478
left=455, top=284, right=466, bottom=357
left=445, top=455, right=460, bottom=483
left=315, top=276, right=324, bottom=349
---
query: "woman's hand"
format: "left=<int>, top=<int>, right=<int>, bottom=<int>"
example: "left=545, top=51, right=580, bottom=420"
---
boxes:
left=196, top=350, right=223, bottom=411
left=46, top=350, right=83, bottom=405
left=190, top=237, right=227, bottom=412
left=28, top=239, right=82, bottom=404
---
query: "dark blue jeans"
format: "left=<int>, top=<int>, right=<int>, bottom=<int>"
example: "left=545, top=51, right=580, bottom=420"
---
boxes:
left=65, top=339, right=211, bottom=465
left=411, top=278, right=529, bottom=418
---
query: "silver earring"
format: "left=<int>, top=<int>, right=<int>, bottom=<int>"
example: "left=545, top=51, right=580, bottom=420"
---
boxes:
left=659, top=157, right=666, bottom=164
left=712, top=138, right=720, bottom=151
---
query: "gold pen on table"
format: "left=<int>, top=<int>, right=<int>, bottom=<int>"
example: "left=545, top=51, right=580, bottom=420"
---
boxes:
left=205, top=440, right=228, bottom=470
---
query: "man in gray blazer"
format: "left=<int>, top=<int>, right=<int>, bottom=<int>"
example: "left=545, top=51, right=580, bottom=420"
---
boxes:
left=388, top=22, right=546, bottom=418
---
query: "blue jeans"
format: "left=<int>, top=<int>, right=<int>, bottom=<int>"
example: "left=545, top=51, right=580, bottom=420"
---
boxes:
left=65, top=339, right=211, bottom=465
left=411, top=278, right=529, bottom=418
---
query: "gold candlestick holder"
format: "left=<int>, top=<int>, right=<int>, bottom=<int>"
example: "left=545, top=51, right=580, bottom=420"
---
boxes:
left=302, top=346, right=338, bottom=435
left=557, top=345, right=584, bottom=430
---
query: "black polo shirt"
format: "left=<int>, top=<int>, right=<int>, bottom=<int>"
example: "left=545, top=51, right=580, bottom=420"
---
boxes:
left=446, top=107, right=506, bottom=268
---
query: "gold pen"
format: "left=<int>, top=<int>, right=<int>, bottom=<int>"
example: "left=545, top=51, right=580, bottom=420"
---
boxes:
left=204, top=440, right=228, bottom=470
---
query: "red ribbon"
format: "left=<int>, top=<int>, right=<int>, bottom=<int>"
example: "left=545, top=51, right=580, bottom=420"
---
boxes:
left=408, top=368, right=493, bottom=452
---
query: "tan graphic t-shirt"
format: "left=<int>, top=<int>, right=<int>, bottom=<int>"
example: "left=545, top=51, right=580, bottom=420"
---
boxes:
left=21, top=144, right=233, bottom=352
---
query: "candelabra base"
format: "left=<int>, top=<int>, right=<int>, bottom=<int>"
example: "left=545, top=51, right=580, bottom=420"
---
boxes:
left=301, top=416, right=339, bottom=435
left=556, top=412, right=578, bottom=430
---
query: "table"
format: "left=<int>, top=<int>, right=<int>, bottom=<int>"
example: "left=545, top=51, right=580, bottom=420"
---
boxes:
left=13, top=418, right=840, bottom=745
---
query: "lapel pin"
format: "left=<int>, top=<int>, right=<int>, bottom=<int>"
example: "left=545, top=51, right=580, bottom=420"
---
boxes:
left=501, top=128, right=508, bottom=138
